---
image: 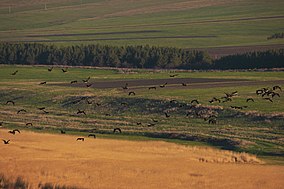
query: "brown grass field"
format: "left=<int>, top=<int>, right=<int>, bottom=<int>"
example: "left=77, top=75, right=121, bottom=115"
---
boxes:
left=0, top=129, right=284, bottom=189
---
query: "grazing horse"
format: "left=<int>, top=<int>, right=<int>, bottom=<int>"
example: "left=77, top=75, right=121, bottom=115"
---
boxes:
left=271, top=92, right=280, bottom=98
left=17, top=109, right=27, bottom=114
left=246, top=98, right=254, bottom=102
left=86, top=100, right=92, bottom=104
left=77, top=109, right=86, bottom=115
left=113, top=128, right=122, bottom=133
left=191, top=99, right=199, bottom=104
left=8, top=129, right=20, bottom=135
left=6, top=100, right=15, bottom=105
left=256, top=89, right=264, bottom=95
left=264, top=98, right=273, bottom=102
left=128, top=91, right=135, bottom=96
left=151, top=119, right=158, bottom=122
left=26, top=123, right=33, bottom=126
left=82, top=77, right=90, bottom=83
left=148, top=86, right=156, bottom=90
left=76, top=138, right=84, bottom=141
left=71, top=80, right=77, bottom=84
left=11, top=70, right=18, bottom=75
left=122, top=83, right=128, bottom=90
left=147, top=123, right=155, bottom=127
left=86, top=83, right=92, bottom=88
left=273, top=85, right=282, bottom=91
left=121, top=102, right=128, bottom=106
left=169, top=74, right=178, bottom=77
left=2, top=140, right=10, bottom=144
left=88, top=134, right=96, bottom=138
left=209, top=119, right=217, bottom=124
left=160, top=83, right=167, bottom=88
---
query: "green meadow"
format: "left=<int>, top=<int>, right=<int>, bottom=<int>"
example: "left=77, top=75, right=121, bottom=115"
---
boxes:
left=0, top=0, right=283, bottom=48
left=0, top=65, right=283, bottom=163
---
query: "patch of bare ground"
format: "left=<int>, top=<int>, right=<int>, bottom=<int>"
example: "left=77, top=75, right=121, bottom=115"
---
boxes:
left=197, top=44, right=284, bottom=58
left=26, top=30, right=162, bottom=37
left=21, top=35, right=218, bottom=43
left=57, top=77, right=284, bottom=90
left=1, top=130, right=284, bottom=189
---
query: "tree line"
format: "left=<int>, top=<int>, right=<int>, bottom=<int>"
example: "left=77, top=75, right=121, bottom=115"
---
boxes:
left=213, top=49, right=284, bottom=69
left=0, top=43, right=283, bottom=70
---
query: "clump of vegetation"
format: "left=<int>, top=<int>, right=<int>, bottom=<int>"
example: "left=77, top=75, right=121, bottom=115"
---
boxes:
left=0, top=174, right=28, bottom=189
left=0, top=174, right=78, bottom=189
left=38, top=182, right=78, bottom=189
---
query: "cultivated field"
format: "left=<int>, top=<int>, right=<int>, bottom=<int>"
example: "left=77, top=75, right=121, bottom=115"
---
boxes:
left=0, top=0, right=283, bottom=54
left=0, top=65, right=284, bottom=158
left=1, top=129, right=284, bottom=189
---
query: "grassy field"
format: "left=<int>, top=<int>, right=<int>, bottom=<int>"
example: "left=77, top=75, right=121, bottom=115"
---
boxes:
left=2, top=130, right=284, bottom=188
left=0, top=65, right=283, bottom=164
left=0, top=0, right=283, bottom=49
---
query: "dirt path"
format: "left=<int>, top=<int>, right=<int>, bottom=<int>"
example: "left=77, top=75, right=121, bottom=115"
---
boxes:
left=0, top=130, right=283, bottom=188
left=59, top=78, right=284, bottom=90
left=196, top=44, right=284, bottom=57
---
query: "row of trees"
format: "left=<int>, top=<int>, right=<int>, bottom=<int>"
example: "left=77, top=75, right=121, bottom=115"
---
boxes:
left=0, top=43, right=212, bottom=69
left=0, top=43, right=283, bottom=70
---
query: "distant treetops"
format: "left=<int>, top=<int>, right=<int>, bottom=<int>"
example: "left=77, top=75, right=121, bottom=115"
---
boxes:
left=0, top=43, right=283, bottom=70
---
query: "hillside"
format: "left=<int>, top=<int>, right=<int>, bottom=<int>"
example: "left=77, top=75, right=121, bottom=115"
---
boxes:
left=1, top=130, right=284, bottom=188
left=0, top=0, right=283, bottom=55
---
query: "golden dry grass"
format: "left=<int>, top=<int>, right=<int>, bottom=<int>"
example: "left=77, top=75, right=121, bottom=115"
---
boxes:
left=0, top=129, right=284, bottom=189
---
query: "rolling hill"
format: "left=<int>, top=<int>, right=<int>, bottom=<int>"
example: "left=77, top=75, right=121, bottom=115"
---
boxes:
left=0, top=0, right=283, bottom=55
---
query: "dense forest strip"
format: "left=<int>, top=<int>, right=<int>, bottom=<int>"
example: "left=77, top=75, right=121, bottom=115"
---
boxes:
left=0, top=43, right=283, bottom=70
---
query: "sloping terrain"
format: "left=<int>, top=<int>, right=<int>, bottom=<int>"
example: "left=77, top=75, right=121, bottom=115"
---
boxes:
left=1, top=130, right=284, bottom=189
left=0, top=0, right=283, bottom=52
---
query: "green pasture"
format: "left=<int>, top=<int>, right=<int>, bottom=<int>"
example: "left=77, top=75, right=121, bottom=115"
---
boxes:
left=0, top=0, right=283, bottom=48
left=0, top=65, right=283, bottom=163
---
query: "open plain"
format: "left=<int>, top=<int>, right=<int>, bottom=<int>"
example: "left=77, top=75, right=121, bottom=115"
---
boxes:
left=1, top=129, right=284, bottom=189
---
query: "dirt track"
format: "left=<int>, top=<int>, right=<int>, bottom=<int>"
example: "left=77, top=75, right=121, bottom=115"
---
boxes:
left=197, top=44, right=284, bottom=57
left=60, top=77, right=284, bottom=90
left=26, top=30, right=162, bottom=37
left=0, top=130, right=283, bottom=189
left=22, top=35, right=217, bottom=43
